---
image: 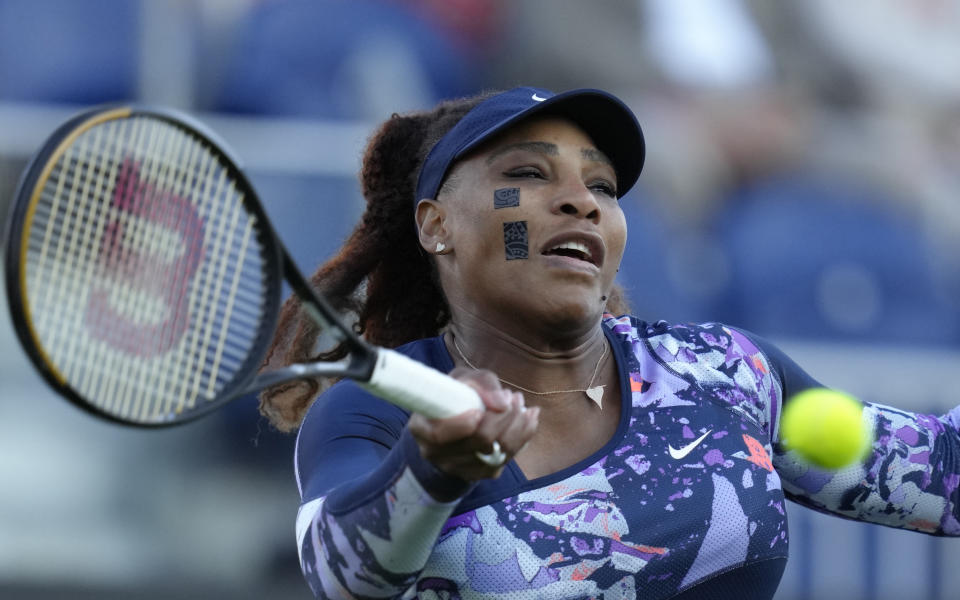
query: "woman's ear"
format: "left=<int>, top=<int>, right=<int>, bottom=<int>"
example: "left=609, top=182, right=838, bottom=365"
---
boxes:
left=416, top=199, right=450, bottom=255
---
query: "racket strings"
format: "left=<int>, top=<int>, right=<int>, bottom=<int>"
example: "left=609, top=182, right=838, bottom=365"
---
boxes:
left=34, top=120, right=122, bottom=383
left=116, top=119, right=205, bottom=420
left=23, top=115, right=273, bottom=423
left=84, top=117, right=183, bottom=418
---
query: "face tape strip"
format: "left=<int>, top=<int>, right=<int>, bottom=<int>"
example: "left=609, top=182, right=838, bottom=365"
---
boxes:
left=503, top=221, right=528, bottom=260
left=494, top=187, right=520, bottom=209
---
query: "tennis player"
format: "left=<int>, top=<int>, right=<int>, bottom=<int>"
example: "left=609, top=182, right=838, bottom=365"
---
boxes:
left=260, top=87, right=960, bottom=599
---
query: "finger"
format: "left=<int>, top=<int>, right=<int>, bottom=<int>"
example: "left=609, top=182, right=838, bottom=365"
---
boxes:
left=410, top=393, right=531, bottom=481
left=470, top=391, right=526, bottom=452
left=477, top=387, right=512, bottom=413
left=407, top=409, right=482, bottom=447
left=450, top=366, right=500, bottom=389
left=418, top=396, right=521, bottom=459
left=499, top=399, right=540, bottom=454
left=413, top=431, right=509, bottom=480
left=451, top=367, right=510, bottom=412
left=429, top=451, right=508, bottom=481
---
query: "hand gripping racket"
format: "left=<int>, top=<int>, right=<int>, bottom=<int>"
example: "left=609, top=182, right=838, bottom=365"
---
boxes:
left=3, top=105, right=483, bottom=426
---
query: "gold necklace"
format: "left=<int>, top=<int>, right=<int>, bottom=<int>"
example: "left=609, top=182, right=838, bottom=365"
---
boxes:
left=451, top=335, right=608, bottom=409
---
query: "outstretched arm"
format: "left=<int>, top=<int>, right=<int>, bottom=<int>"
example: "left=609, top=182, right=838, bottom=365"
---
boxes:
left=776, top=401, right=960, bottom=535
left=297, top=423, right=471, bottom=599
left=295, top=374, right=536, bottom=598
left=748, top=331, right=960, bottom=535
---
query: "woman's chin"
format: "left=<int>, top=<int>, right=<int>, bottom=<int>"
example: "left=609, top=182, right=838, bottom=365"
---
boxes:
left=523, top=292, right=606, bottom=330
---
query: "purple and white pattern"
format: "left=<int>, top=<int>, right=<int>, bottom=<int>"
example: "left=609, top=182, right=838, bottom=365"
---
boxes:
left=295, top=317, right=960, bottom=599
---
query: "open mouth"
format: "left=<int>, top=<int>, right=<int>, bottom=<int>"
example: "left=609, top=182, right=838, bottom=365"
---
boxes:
left=544, top=241, right=594, bottom=264
left=540, top=234, right=604, bottom=268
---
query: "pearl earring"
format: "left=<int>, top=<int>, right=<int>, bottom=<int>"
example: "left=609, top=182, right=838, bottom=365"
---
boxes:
left=435, top=241, right=446, bottom=253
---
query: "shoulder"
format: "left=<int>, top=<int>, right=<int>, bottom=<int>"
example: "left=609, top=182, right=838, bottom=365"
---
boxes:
left=297, top=336, right=452, bottom=444
left=604, top=316, right=769, bottom=366
left=606, top=316, right=783, bottom=430
left=603, top=315, right=757, bottom=354
left=294, top=336, right=452, bottom=497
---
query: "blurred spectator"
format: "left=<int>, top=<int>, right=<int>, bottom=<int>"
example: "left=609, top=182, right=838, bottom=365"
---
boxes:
left=716, top=175, right=960, bottom=345
left=617, top=186, right=702, bottom=324
left=628, top=0, right=960, bottom=345
left=392, top=0, right=505, bottom=59
left=486, top=0, right=650, bottom=93
left=799, top=0, right=960, bottom=108
left=643, top=0, right=773, bottom=91
left=0, top=0, right=139, bottom=104
left=213, top=0, right=480, bottom=121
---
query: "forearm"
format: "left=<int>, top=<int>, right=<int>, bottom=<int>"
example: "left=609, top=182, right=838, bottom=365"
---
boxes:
left=776, top=402, right=960, bottom=535
left=298, top=431, right=472, bottom=598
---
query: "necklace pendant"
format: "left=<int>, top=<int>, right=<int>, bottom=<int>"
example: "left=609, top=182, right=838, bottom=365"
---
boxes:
left=585, top=385, right=604, bottom=409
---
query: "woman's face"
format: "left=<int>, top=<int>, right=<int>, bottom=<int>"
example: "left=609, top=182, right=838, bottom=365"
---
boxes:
left=423, top=116, right=627, bottom=334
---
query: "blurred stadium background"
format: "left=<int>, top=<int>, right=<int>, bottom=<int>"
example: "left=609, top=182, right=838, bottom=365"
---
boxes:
left=0, top=1, right=958, bottom=598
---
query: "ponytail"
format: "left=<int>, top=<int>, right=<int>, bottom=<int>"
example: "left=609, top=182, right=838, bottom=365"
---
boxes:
left=258, top=95, right=491, bottom=431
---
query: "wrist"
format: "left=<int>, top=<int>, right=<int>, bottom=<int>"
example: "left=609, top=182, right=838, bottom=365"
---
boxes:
left=400, top=429, right=474, bottom=502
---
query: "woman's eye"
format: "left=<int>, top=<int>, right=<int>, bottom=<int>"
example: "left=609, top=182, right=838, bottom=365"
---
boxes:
left=505, top=167, right=544, bottom=179
left=590, top=181, right=617, bottom=198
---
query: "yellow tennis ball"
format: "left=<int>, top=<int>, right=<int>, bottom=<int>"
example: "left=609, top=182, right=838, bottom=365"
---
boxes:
left=780, top=388, right=871, bottom=470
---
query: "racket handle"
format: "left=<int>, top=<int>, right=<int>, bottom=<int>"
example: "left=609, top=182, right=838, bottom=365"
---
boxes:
left=362, top=348, right=483, bottom=418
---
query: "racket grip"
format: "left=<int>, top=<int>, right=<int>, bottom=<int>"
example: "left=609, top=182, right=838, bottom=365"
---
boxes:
left=362, top=348, right=483, bottom=418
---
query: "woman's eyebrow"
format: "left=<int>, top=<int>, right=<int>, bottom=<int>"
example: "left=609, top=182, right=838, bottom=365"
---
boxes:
left=582, top=147, right=613, bottom=167
left=484, top=141, right=613, bottom=168
left=485, top=141, right=558, bottom=164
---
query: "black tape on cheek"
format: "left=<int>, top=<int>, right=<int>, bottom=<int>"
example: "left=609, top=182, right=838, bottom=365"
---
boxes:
left=494, top=187, right=520, bottom=209
left=503, top=221, right=528, bottom=260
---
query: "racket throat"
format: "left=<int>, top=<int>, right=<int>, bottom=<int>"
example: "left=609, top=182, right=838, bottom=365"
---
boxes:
left=248, top=340, right=376, bottom=392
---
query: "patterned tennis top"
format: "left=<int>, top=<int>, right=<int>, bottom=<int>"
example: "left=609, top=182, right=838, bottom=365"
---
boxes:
left=294, top=316, right=960, bottom=599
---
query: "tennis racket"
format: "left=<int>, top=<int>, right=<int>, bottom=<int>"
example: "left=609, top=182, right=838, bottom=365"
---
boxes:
left=3, top=105, right=483, bottom=426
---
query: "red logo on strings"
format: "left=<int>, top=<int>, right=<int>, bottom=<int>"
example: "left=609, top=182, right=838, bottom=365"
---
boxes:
left=84, top=159, right=205, bottom=356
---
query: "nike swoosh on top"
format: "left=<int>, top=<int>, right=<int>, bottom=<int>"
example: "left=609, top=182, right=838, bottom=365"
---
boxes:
left=668, top=429, right=713, bottom=460
left=531, top=93, right=547, bottom=102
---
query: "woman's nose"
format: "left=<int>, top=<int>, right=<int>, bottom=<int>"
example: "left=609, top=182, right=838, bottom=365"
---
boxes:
left=553, top=182, right=602, bottom=223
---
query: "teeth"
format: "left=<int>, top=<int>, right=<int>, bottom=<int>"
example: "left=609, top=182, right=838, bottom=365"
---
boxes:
left=550, top=240, right=592, bottom=259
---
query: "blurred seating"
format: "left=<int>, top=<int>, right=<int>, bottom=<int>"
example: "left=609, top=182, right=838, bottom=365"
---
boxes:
left=213, top=0, right=478, bottom=120
left=617, top=187, right=718, bottom=324
left=395, top=0, right=504, bottom=58
left=255, top=173, right=363, bottom=272
left=0, top=0, right=139, bottom=104
left=716, top=174, right=960, bottom=345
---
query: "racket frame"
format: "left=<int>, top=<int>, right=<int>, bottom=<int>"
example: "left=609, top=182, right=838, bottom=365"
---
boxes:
left=4, top=104, right=376, bottom=426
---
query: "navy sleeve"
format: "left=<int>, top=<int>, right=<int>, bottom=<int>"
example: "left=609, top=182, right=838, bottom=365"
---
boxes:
left=295, top=380, right=406, bottom=502
left=731, top=330, right=960, bottom=536
left=736, top=328, right=823, bottom=399
left=296, top=379, right=473, bottom=504
left=294, top=378, right=478, bottom=598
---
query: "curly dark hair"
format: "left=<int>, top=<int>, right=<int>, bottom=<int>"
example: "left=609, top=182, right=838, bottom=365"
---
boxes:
left=258, top=91, right=631, bottom=431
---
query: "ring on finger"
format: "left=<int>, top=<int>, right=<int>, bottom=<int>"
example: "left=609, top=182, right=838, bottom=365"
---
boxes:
left=474, top=440, right=507, bottom=467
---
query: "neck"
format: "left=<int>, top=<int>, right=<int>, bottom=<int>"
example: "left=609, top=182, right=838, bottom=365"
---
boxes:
left=446, top=313, right=609, bottom=405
